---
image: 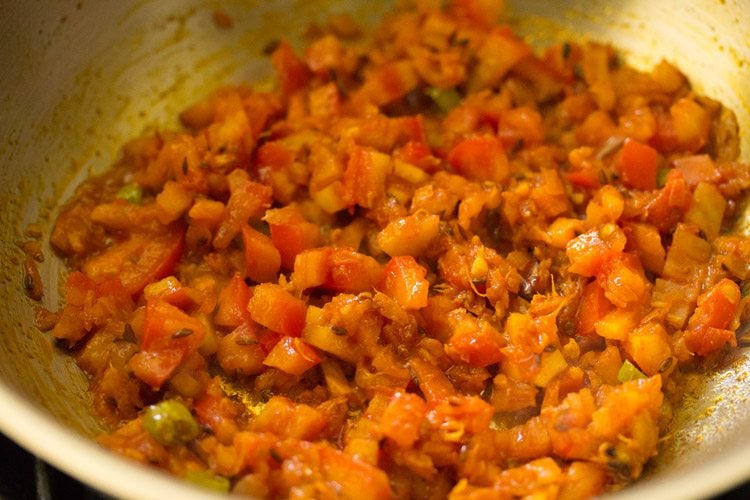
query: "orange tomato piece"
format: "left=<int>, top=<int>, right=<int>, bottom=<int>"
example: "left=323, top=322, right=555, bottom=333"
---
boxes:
left=447, top=135, right=509, bottom=183
left=241, top=225, right=281, bottom=283
left=380, top=256, right=430, bottom=310
left=616, top=138, right=658, bottom=190
left=263, top=336, right=321, bottom=376
left=264, top=205, right=320, bottom=270
left=215, top=275, right=252, bottom=328
left=247, top=283, right=307, bottom=337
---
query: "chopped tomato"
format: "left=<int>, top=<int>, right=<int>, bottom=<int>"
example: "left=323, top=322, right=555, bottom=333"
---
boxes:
left=247, top=283, right=307, bottom=337
left=447, top=135, right=509, bottom=183
left=241, top=225, right=281, bottom=283
left=263, top=336, right=321, bottom=376
left=684, top=278, right=740, bottom=355
left=292, top=247, right=382, bottom=293
left=264, top=205, right=320, bottom=270
left=129, top=348, right=184, bottom=390
left=566, top=225, right=626, bottom=277
left=380, top=256, right=430, bottom=310
left=143, top=276, right=195, bottom=309
left=82, top=225, right=185, bottom=296
left=271, top=40, right=310, bottom=97
left=576, top=280, right=613, bottom=336
left=380, top=392, right=427, bottom=448
left=141, top=299, right=207, bottom=353
left=616, top=138, right=659, bottom=190
left=213, top=170, right=273, bottom=250
left=215, top=275, right=252, bottom=328
left=446, top=310, right=505, bottom=367
left=342, top=146, right=393, bottom=209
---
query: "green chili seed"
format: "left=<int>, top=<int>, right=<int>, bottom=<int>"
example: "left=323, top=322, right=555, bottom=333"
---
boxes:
left=142, top=400, right=199, bottom=445
left=116, top=183, right=143, bottom=204
left=184, top=470, right=231, bottom=492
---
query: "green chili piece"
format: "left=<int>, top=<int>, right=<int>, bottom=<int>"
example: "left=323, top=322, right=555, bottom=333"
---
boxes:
left=142, top=399, right=199, bottom=445
left=425, top=86, right=462, bottom=113
left=184, top=470, right=231, bottom=492
left=116, top=183, right=143, bottom=204
left=617, top=359, right=647, bottom=383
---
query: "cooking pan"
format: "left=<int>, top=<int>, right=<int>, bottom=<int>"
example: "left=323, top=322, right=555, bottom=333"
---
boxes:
left=0, top=1, right=748, bottom=498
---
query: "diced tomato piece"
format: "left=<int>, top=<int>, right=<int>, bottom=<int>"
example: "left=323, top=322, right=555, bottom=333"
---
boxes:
left=380, top=392, right=427, bottom=448
left=394, top=140, right=439, bottom=171
left=596, top=253, right=648, bottom=308
left=616, top=138, right=659, bottom=190
left=566, top=168, right=601, bottom=189
left=263, top=336, right=321, bottom=376
left=447, top=135, right=509, bottom=183
left=141, top=299, right=207, bottom=353
left=256, top=141, right=295, bottom=170
left=498, top=107, right=545, bottom=149
left=566, top=225, right=626, bottom=277
left=143, top=276, right=194, bottom=309
left=264, top=205, right=320, bottom=270
left=468, top=27, right=531, bottom=91
left=248, top=283, right=307, bottom=337
left=328, top=248, right=383, bottom=293
left=380, top=256, right=430, bottom=310
left=645, top=168, right=693, bottom=232
left=129, top=348, right=184, bottom=390
left=576, top=280, right=613, bottom=336
left=52, top=272, right=133, bottom=344
left=446, top=310, right=505, bottom=367
left=406, top=356, right=456, bottom=402
left=193, top=391, right=241, bottom=443
left=292, top=247, right=382, bottom=294
left=342, top=146, right=393, bottom=209
left=318, top=446, right=393, bottom=500
left=215, top=275, right=252, bottom=328
left=359, top=60, right=419, bottom=106
left=82, top=225, right=185, bottom=296
left=426, top=395, right=494, bottom=435
left=271, top=40, right=310, bottom=97
left=213, top=170, right=273, bottom=249
left=241, top=225, right=281, bottom=283
left=684, top=278, right=740, bottom=356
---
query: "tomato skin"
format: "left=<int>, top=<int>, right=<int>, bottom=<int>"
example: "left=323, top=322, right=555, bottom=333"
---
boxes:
left=247, top=283, right=307, bottom=337
left=263, top=336, right=321, bottom=376
left=143, top=276, right=194, bottom=309
left=447, top=135, right=509, bottom=183
left=616, top=138, right=658, bottom=190
left=82, top=225, right=185, bottom=296
left=342, top=146, right=393, bottom=209
left=380, top=256, right=430, bottom=310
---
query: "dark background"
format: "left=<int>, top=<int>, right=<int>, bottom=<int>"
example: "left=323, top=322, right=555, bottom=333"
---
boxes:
left=0, top=431, right=747, bottom=499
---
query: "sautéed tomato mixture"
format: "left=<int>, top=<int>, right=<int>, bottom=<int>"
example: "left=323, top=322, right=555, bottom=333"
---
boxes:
left=43, top=1, right=750, bottom=497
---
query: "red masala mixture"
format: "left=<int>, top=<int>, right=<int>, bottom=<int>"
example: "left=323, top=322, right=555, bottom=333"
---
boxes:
left=41, top=0, right=750, bottom=497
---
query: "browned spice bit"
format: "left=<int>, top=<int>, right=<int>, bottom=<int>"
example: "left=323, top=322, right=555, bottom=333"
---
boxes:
left=20, top=240, right=44, bottom=262
left=212, top=9, right=233, bottom=29
left=23, top=254, right=43, bottom=301
left=24, top=223, right=43, bottom=239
